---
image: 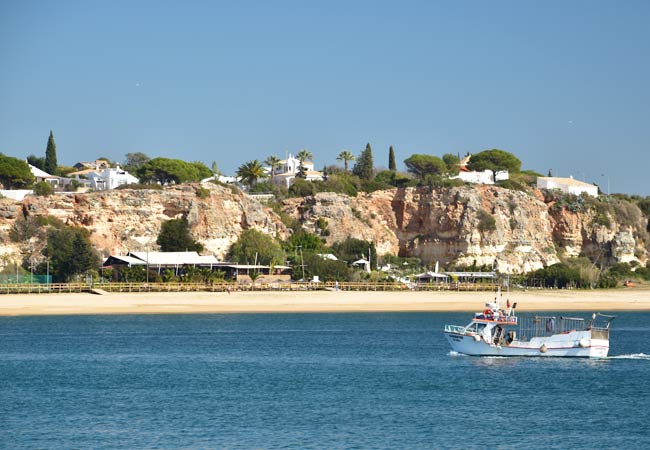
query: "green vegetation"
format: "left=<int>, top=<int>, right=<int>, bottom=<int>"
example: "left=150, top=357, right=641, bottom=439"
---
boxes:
left=123, top=152, right=150, bottom=173
left=27, top=154, right=46, bottom=171
left=228, top=229, right=286, bottom=266
left=477, top=210, right=497, bottom=232
left=136, top=157, right=211, bottom=185
left=157, top=217, right=204, bottom=252
left=0, top=153, right=34, bottom=189
left=264, top=155, right=281, bottom=177
left=33, top=181, right=54, bottom=196
left=352, top=143, right=374, bottom=181
left=236, top=160, right=267, bottom=187
left=336, top=150, right=355, bottom=171
left=467, top=149, right=521, bottom=183
left=44, top=130, right=58, bottom=175
left=388, top=146, right=396, bottom=171
left=404, top=154, right=447, bottom=181
left=40, top=223, right=101, bottom=282
left=331, top=237, right=376, bottom=269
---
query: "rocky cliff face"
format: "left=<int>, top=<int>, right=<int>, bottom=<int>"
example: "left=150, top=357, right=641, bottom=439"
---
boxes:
left=1, top=184, right=647, bottom=273
left=0, top=183, right=288, bottom=268
left=282, top=186, right=648, bottom=273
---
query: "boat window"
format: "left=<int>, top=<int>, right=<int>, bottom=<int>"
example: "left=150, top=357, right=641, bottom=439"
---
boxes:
left=469, top=323, right=486, bottom=333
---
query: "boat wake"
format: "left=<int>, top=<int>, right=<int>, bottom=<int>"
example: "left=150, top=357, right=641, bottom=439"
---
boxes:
left=608, top=353, right=650, bottom=360
left=448, top=351, right=467, bottom=357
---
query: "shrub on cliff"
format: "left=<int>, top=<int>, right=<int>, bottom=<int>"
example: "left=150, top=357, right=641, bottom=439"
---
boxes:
left=228, top=229, right=286, bottom=266
left=477, top=210, right=497, bottom=232
left=39, top=224, right=101, bottom=282
left=33, top=181, right=54, bottom=196
left=157, top=217, right=204, bottom=252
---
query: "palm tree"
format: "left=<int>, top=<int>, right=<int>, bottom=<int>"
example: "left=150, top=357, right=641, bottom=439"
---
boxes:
left=296, top=149, right=313, bottom=164
left=264, top=155, right=281, bottom=177
left=295, top=149, right=312, bottom=179
left=236, top=160, right=267, bottom=188
left=337, top=150, right=356, bottom=171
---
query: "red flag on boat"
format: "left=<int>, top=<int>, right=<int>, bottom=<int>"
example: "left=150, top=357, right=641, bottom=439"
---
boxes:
left=507, top=299, right=510, bottom=308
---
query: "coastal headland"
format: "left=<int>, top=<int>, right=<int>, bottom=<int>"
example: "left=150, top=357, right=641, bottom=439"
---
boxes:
left=1, top=288, right=650, bottom=316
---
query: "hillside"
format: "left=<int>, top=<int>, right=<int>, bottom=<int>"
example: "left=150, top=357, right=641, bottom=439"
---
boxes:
left=1, top=183, right=648, bottom=274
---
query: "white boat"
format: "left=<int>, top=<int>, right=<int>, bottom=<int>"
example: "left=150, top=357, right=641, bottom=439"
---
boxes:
left=444, top=300, right=614, bottom=358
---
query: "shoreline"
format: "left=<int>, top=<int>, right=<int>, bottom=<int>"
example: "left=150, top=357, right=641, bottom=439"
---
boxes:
left=1, top=289, right=650, bottom=316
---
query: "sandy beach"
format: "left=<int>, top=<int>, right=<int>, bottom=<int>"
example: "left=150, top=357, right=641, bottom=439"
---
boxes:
left=1, top=288, right=650, bottom=316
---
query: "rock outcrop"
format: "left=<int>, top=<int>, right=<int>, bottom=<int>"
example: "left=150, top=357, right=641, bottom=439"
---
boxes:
left=1, top=184, right=647, bottom=273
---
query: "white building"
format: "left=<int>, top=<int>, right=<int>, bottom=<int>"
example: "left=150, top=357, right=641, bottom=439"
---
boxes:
left=70, top=164, right=139, bottom=190
left=536, top=176, right=599, bottom=197
left=29, top=164, right=61, bottom=186
left=450, top=155, right=509, bottom=185
left=267, top=153, right=324, bottom=188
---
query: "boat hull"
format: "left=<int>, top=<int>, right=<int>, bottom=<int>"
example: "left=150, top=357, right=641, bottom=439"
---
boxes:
left=445, top=330, right=609, bottom=358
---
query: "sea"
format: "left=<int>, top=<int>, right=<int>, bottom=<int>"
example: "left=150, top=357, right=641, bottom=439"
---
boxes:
left=1, top=311, right=649, bottom=450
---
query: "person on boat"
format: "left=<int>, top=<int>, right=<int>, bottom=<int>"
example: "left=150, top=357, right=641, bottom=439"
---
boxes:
left=546, top=318, right=555, bottom=333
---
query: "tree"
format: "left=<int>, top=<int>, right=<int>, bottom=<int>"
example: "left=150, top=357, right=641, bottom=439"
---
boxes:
left=136, top=157, right=207, bottom=185
left=331, top=237, right=377, bottom=270
left=467, top=149, right=521, bottom=183
left=297, top=253, right=351, bottom=282
left=124, top=152, right=150, bottom=172
left=228, top=229, right=286, bottom=266
left=33, top=181, right=54, bottom=196
left=157, top=217, right=204, bottom=252
left=388, top=146, right=396, bottom=171
left=236, top=160, right=268, bottom=187
left=41, top=225, right=100, bottom=282
left=27, top=154, right=46, bottom=171
left=0, top=153, right=34, bottom=189
left=190, top=161, right=213, bottom=180
left=337, top=150, right=356, bottom=171
left=442, top=153, right=460, bottom=175
left=352, top=143, right=374, bottom=181
left=403, top=154, right=447, bottom=180
left=296, top=162, right=307, bottom=179
left=44, top=130, right=58, bottom=175
left=285, top=230, right=325, bottom=253
left=296, top=149, right=313, bottom=164
left=264, top=155, right=281, bottom=177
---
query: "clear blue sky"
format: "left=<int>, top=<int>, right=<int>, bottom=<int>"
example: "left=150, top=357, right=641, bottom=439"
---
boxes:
left=1, top=0, right=649, bottom=195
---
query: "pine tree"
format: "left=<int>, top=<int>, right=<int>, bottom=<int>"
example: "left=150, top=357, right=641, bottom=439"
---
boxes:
left=44, top=130, right=58, bottom=175
left=388, top=146, right=396, bottom=171
left=352, top=143, right=374, bottom=181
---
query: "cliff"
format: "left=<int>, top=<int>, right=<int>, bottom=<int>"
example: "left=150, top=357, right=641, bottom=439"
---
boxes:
left=1, top=184, right=648, bottom=273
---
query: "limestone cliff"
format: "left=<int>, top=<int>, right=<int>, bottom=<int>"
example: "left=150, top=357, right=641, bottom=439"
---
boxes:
left=0, top=183, right=288, bottom=267
left=1, top=184, right=648, bottom=273
left=282, top=186, right=648, bottom=273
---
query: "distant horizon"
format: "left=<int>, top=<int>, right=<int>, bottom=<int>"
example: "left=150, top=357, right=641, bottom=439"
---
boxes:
left=2, top=1, right=649, bottom=195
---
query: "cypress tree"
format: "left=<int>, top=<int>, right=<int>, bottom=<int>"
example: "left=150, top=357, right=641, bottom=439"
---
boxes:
left=352, top=143, right=374, bottom=181
left=388, top=146, right=396, bottom=171
left=44, top=130, right=58, bottom=175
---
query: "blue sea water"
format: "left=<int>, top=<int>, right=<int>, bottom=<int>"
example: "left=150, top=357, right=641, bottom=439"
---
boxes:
left=1, top=311, right=649, bottom=449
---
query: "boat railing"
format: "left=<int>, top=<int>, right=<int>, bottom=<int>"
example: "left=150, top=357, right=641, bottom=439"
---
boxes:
left=516, top=316, right=588, bottom=341
left=444, top=325, right=467, bottom=334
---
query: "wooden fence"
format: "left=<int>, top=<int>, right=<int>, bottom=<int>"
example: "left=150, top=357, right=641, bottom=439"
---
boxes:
left=0, top=281, right=501, bottom=295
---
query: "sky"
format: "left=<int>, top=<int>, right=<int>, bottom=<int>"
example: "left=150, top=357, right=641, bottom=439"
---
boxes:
left=1, top=0, right=649, bottom=195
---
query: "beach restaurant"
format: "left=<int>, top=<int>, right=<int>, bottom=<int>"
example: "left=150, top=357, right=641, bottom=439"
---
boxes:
left=103, top=251, right=291, bottom=283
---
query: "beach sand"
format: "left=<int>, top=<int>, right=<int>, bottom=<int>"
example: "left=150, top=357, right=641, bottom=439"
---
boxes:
left=1, top=288, right=650, bottom=316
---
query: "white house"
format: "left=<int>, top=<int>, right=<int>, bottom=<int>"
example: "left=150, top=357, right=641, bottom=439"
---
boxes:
left=536, top=176, right=599, bottom=197
left=267, top=153, right=324, bottom=188
left=70, top=164, right=139, bottom=190
left=450, top=155, right=509, bottom=185
left=29, top=164, right=61, bottom=186
left=0, top=165, right=60, bottom=200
